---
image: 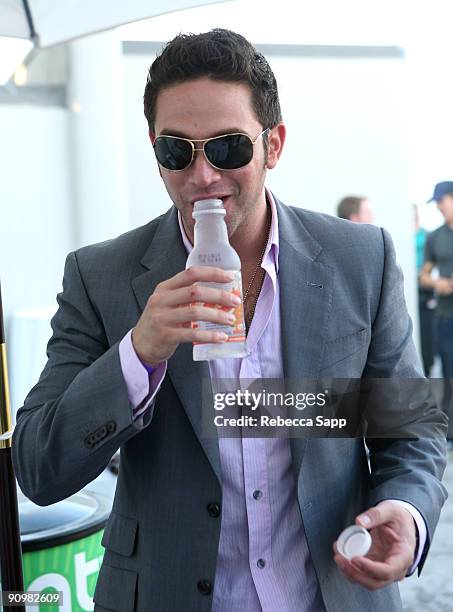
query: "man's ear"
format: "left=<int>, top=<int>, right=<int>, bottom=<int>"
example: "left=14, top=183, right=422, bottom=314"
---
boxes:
left=266, top=123, right=286, bottom=170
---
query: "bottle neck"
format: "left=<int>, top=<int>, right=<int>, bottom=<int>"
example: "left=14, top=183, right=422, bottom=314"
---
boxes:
left=193, top=214, right=228, bottom=245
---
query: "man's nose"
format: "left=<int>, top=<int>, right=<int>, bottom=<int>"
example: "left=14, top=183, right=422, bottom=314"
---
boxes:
left=188, top=148, right=222, bottom=186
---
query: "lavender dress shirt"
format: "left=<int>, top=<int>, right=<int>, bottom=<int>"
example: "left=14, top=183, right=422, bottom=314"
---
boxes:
left=118, top=191, right=426, bottom=611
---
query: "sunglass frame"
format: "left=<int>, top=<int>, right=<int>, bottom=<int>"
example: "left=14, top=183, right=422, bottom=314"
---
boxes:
left=153, top=128, right=270, bottom=172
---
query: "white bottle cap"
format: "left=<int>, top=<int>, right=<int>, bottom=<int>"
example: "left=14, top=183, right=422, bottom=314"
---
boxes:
left=337, top=525, right=372, bottom=560
left=193, top=199, right=225, bottom=215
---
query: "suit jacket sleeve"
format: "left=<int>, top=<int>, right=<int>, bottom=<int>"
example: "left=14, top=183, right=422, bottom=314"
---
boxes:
left=12, top=250, right=155, bottom=506
left=364, top=228, right=448, bottom=574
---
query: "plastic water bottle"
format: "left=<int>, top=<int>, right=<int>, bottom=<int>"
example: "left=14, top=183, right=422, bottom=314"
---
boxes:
left=186, top=198, right=248, bottom=361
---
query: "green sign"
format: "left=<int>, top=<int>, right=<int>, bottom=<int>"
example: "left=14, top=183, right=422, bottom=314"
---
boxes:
left=22, top=529, right=104, bottom=611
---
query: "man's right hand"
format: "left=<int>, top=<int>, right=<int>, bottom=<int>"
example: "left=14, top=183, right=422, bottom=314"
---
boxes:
left=132, top=266, right=241, bottom=366
left=434, top=277, right=453, bottom=296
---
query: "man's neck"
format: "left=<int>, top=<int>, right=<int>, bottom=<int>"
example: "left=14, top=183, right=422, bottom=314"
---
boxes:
left=230, top=201, right=270, bottom=269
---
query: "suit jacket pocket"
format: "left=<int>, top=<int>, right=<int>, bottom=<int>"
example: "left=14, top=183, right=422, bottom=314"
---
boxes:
left=93, top=563, right=137, bottom=612
left=321, top=328, right=369, bottom=370
left=101, top=512, right=138, bottom=557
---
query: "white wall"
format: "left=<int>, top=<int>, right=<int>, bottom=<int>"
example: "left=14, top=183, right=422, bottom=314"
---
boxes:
left=122, top=53, right=172, bottom=227
left=0, top=106, right=74, bottom=315
left=267, top=52, right=416, bottom=320
left=68, top=32, right=131, bottom=247
left=0, top=106, right=74, bottom=409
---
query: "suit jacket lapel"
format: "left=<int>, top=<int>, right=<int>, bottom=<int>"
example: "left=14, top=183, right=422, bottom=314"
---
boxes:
left=131, top=207, right=221, bottom=483
left=276, top=199, right=334, bottom=479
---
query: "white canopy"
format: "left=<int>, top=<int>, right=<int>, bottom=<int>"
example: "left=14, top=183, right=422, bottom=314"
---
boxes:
left=0, top=0, right=228, bottom=47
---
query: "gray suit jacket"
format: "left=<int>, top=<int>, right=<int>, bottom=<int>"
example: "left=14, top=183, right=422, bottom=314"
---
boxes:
left=13, top=197, right=448, bottom=612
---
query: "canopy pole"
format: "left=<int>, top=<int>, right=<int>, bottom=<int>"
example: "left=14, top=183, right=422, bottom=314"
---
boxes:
left=21, top=0, right=38, bottom=43
left=0, top=282, right=25, bottom=612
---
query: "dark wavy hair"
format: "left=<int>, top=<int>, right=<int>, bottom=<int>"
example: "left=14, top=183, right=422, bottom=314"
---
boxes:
left=143, top=29, right=282, bottom=132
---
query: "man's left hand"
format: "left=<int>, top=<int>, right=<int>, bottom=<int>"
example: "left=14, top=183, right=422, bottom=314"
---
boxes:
left=333, top=500, right=417, bottom=590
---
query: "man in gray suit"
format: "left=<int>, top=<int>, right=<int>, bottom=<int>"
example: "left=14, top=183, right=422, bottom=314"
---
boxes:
left=13, top=29, right=447, bottom=612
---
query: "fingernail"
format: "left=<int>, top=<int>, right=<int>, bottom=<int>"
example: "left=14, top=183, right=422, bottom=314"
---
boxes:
left=218, top=333, right=229, bottom=342
left=231, top=295, right=241, bottom=305
left=224, top=271, right=235, bottom=280
left=358, top=514, right=371, bottom=526
left=226, top=314, right=236, bottom=324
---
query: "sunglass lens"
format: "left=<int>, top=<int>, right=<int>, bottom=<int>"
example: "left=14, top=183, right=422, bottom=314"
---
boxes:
left=154, top=137, right=193, bottom=170
left=205, top=134, right=253, bottom=169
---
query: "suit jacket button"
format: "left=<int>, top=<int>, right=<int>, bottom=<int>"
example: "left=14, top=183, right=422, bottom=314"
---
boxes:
left=197, top=580, right=212, bottom=595
left=207, top=502, right=221, bottom=518
left=106, top=420, right=116, bottom=434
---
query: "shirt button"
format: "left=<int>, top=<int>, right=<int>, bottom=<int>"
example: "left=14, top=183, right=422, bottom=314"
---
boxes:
left=197, top=580, right=212, bottom=595
left=206, top=502, right=221, bottom=518
left=253, top=490, right=263, bottom=500
left=257, top=558, right=266, bottom=569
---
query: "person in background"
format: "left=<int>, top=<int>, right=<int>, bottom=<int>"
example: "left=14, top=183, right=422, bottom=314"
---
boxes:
left=415, top=204, right=436, bottom=376
left=337, top=195, right=373, bottom=223
left=420, top=181, right=453, bottom=444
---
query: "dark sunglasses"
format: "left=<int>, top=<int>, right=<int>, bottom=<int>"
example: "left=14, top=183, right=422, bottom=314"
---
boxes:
left=153, top=128, right=269, bottom=172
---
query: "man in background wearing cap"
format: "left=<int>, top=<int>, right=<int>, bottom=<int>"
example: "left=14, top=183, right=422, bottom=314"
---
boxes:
left=420, top=181, right=453, bottom=442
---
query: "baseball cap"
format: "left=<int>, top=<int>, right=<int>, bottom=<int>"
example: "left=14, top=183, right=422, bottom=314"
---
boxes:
left=428, top=181, right=453, bottom=203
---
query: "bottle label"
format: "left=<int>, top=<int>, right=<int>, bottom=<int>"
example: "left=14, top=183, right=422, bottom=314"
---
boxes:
left=191, top=270, right=246, bottom=345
